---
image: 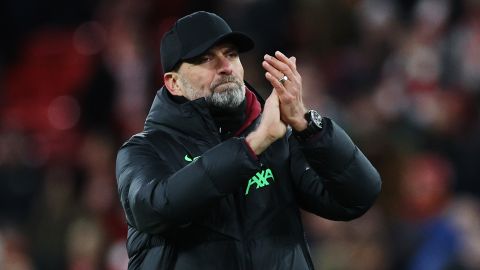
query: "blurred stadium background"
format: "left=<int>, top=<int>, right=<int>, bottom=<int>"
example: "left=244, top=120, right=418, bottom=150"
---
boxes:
left=1, top=0, right=480, bottom=269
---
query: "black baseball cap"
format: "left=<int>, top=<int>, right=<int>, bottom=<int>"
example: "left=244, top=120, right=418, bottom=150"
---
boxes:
left=160, top=11, right=254, bottom=72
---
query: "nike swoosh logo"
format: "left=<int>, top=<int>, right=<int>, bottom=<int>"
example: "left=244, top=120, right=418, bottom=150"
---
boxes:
left=184, top=154, right=200, bottom=162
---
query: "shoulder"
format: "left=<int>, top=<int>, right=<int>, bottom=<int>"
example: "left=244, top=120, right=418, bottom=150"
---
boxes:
left=116, top=130, right=175, bottom=170
left=120, top=130, right=177, bottom=151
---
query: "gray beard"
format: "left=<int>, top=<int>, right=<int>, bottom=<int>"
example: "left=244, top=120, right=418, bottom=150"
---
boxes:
left=181, top=76, right=246, bottom=109
left=206, top=84, right=245, bottom=109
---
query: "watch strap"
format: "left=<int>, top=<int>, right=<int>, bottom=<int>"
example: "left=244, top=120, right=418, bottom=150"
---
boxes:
left=293, top=110, right=323, bottom=142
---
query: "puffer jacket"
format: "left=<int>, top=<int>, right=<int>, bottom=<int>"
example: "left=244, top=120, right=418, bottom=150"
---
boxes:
left=116, top=87, right=381, bottom=269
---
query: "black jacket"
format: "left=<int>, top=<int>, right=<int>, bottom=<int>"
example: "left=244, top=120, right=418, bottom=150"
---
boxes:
left=116, top=87, right=381, bottom=269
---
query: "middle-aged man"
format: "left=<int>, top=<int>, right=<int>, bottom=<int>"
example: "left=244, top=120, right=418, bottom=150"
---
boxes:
left=116, top=11, right=381, bottom=270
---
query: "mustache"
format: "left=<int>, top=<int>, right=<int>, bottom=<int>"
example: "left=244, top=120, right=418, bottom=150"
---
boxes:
left=210, top=76, right=243, bottom=90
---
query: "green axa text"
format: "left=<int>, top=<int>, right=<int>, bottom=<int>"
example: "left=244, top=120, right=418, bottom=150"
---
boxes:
left=245, top=168, right=274, bottom=195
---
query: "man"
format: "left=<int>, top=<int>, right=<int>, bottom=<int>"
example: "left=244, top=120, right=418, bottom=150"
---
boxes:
left=116, top=11, right=381, bottom=270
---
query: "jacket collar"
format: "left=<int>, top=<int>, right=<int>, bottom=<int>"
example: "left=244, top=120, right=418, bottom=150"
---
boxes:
left=144, top=84, right=263, bottom=139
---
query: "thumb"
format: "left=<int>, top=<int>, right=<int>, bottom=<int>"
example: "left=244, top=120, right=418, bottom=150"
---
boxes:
left=266, top=89, right=279, bottom=105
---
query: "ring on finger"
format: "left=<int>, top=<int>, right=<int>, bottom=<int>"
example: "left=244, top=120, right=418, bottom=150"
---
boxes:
left=278, top=75, right=288, bottom=84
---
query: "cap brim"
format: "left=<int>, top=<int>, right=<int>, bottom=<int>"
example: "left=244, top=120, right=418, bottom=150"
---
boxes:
left=182, top=32, right=254, bottom=61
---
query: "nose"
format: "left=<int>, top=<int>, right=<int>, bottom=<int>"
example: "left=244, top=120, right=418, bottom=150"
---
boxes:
left=217, top=56, right=233, bottom=75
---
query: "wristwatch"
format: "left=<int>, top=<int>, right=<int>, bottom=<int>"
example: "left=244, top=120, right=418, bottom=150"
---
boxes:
left=293, top=110, right=323, bottom=142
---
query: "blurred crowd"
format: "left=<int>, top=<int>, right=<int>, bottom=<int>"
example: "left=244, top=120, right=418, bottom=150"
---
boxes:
left=1, top=0, right=480, bottom=269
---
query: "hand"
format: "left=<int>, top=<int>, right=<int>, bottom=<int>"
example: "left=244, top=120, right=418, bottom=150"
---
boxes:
left=262, top=51, right=308, bottom=131
left=246, top=90, right=287, bottom=155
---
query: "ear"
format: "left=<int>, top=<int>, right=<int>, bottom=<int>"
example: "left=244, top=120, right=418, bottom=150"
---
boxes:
left=163, top=72, right=184, bottom=96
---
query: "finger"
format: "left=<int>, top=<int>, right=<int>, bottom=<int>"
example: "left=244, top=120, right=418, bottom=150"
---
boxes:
left=264, top=53, right=294, bottom=78
left=289, top=56, right=297, bottom=69
left=264, top=60, right=300, bottom=98
left=262, top=60, right=285, bottom=83
left=275, top=51, right=297, bottom=73
left=271, top=89, right=287, bottom=109
left=270, top=88, right=279, bottom=101
left=265, top=88, right=280, bottom=107
left=275, top=51, right=300, bottom=79
left=265, top=72, right=286, bottom=94
left=265, top=72, right=294, bottom=101
left=264, top=54, right=295, bottom=81
left=288, top=56, right=299, bottom=77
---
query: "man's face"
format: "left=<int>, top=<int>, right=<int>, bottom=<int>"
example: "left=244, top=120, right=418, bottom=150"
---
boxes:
left=176, top=43, right=246, bottom=109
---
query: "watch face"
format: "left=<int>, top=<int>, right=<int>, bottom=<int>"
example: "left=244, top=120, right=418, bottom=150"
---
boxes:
left=310, top=110, right=322, bottom=128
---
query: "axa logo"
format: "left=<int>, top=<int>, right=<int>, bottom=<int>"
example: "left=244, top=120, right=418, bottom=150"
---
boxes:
left=245, top=168, right=275, bottom=195
left=185, top=153, right=275, bottom=196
